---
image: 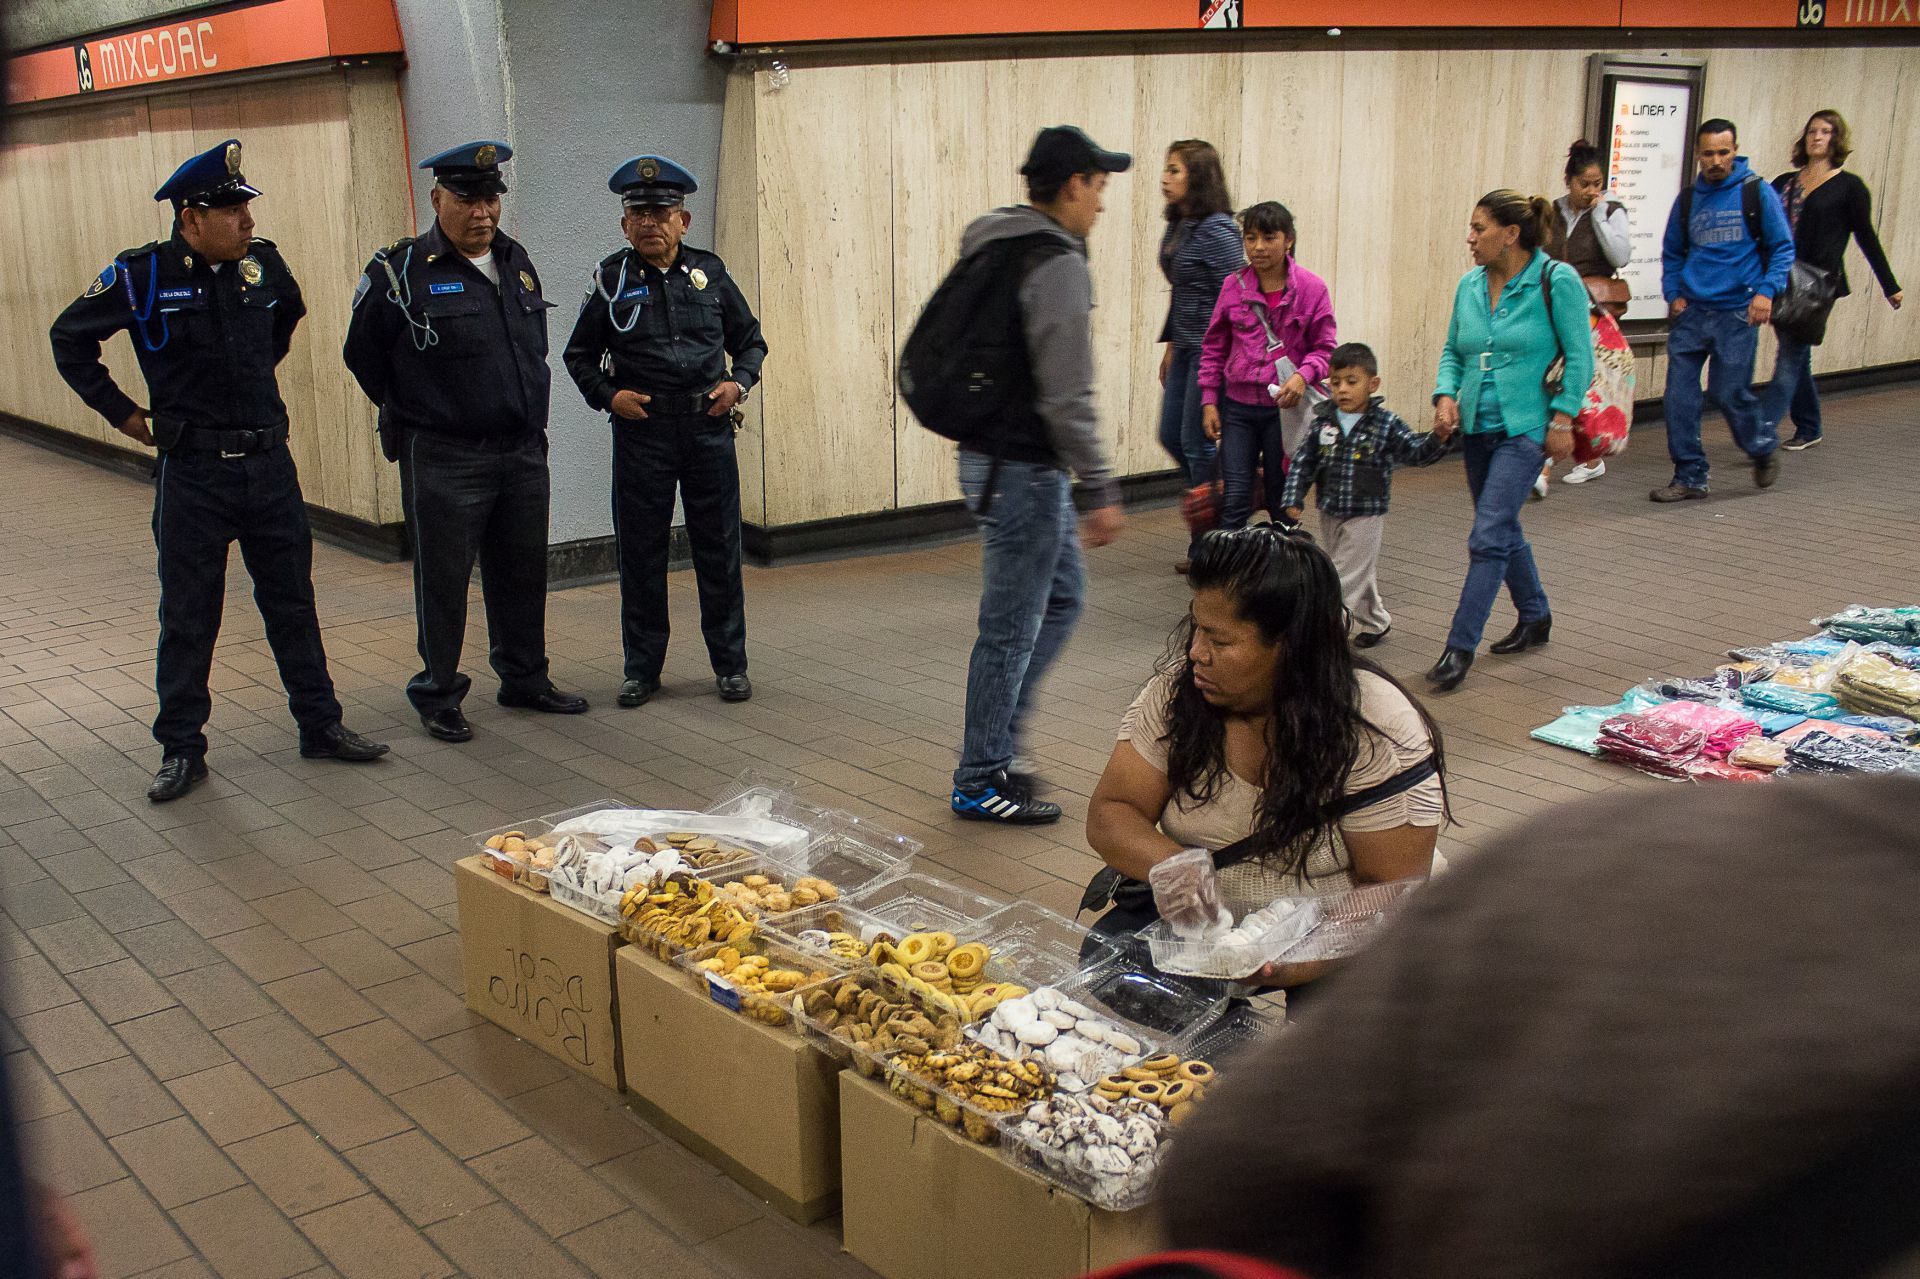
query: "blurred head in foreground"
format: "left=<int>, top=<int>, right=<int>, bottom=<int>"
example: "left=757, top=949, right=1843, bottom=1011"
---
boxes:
left=1158, top=775, right=1920, bottom=1279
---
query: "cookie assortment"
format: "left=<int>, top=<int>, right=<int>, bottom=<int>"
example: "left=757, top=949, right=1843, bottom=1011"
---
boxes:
left=713, top=872, right=839, bottom=915
left=688, top=944, right=836, bottom=1026
left=970, top=986, right=1147, bottom=1091
left=887, top=1042, right=1054, bottom=1143
left=656, top=830, right=761, bottom=870
left=1006, top=1052, right=1217, bottom=1208
left=798, top=971, right=966, bottom=1071
left=619, top=872, right=761, bottom=959
left=482, top=831, right=559, bottom=890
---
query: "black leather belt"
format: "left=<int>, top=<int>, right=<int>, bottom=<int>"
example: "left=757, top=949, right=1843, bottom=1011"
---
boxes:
left=642, top=391, right=715, bottom=418
left=173, top=423, right=289, bottom=456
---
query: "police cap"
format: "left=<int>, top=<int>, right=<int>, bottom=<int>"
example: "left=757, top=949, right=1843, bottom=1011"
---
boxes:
left=610, top=155, right=697, bottom=208
left=154, top=139, right=263, bottom=208
left=420, top=141, right=511, bottom=197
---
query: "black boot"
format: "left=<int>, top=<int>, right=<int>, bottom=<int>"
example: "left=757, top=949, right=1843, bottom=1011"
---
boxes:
left=1425, top=648, right=1474, bottom=692
left=1489, top=616, right=1552, bottom=655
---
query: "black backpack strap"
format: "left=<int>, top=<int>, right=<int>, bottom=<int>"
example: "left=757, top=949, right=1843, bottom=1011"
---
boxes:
left=1678, top=186, right=1694, bottom=251
left=1326, top=756, right=1439, bottom=821
left=1741, top=174, right=1765, bottom=246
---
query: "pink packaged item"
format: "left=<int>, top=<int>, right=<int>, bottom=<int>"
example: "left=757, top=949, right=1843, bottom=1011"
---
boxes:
left=1641, top=701, right=1760, bottom=759
left=1597, top=712, right=1705, bottom=778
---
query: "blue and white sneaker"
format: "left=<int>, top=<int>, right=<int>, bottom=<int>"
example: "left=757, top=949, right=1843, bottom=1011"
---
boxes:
left=951, top=769, right=1062, bottom=824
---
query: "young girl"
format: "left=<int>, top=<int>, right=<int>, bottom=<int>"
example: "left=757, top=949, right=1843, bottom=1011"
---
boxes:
left=1197, top=202, right=1337, bottom=531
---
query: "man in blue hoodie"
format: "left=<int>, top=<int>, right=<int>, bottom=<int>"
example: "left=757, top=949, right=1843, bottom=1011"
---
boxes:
left=1654, top=119, right=1796, bottom=502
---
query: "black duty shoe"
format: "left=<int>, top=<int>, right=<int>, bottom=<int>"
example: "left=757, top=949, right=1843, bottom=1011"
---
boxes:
left=1650, top=484, right=1710, bottom=503
left=1754, top=452, right=1781, bottom=488
left=147, top=755, right=208, bottom=803
left=618, top=679, right=660, bottom=708
left=1489, top=617, right=1552, bottom=655
left=1425, top=647, right=1474, bottom=692
left=421, top=708, right=473, bottom=742
left=952, top=770, right=1062, bottom=825
left=1353, top=626, right=1392, bottom=649
left=716, top=674, right=753, bottom=703
left=299, top=724, right=391, bottom=762
left=498, top=687, right=590, bottom=714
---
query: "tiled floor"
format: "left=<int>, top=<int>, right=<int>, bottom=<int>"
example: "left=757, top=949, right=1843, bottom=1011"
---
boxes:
left=4, top=384, right=1919, bottom=1278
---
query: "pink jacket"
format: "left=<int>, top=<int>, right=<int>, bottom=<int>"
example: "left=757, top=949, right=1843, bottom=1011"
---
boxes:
left=1196, top=263, right=1338, bottom=407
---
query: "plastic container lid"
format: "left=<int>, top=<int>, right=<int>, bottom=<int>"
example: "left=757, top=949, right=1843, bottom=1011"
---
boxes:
left=1139, top=896, right=1323, bottom=980
left=976, top=900, right=1113, bottom=987
left=1174, top=1000, right=1288, bottom=1062
left=843, top=872, right=1005, bottom=936
left=1053, top=957, right=1225, bottom=1041
left=468, top=799, right=625, bottom=862
left=1274, top=877, right=1422, bottom=964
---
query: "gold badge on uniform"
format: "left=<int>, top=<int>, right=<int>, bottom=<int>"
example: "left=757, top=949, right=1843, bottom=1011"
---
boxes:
left=639, top=158, right=659, bottom=181
left=239, top=256, right=264, bottom=286
left=519, top=270, right=535, bottom=292
left=476, top=143, right=498, bottom=168
left=224, top=141, right=242, bottom=174
left=689, top=268, right=708, bottom=290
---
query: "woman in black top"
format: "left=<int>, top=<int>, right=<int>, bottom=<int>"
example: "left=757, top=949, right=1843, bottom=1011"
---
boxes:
left=1763, top=110, right=1903, bottom=452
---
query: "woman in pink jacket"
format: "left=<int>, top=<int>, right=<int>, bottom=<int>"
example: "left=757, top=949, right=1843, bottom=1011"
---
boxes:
left=1198, top=202, right=1338, bottom=531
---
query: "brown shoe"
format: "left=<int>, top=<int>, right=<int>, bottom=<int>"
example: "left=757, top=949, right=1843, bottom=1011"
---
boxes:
left=1649, top=484, right=1710, bottom=503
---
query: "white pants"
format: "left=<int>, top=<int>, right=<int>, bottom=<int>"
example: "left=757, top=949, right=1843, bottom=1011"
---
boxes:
left=1320, top=511, right=1390, bottom=634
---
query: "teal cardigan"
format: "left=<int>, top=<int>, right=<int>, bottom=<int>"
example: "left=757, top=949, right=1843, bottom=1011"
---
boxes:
left=1432, top=250, right=1594, bottom=441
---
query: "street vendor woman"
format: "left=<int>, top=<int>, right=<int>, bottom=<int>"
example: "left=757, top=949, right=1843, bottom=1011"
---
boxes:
left=1084, top=526, right=1447, bottom=991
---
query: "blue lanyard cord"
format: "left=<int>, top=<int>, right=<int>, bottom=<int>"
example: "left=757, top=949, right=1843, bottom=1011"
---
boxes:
left=379, top=245, right=438, bottom=352
left=597, top=259, right=642, bottom=334
left=121, top=253, right=172, bottom=353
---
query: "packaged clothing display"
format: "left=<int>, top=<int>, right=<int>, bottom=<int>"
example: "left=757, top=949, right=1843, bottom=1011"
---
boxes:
left=1640, top=701, right=1759, bottom=758
left=1741, top=683, right=1842, bottom=718
left=1597, top=711, right=1706, bottom=778
left=1832, top=651, right=1920, bottom=721
left=1832, top=713, right=1920, bottom=741
left=1728, top=737, right=1789, bottom=770
left=1815, top=606, right=1920, bottom=645
left=1781, top=730, right=1920, bottom=776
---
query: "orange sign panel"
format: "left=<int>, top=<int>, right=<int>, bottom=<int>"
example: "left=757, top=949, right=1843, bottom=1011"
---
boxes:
left=712, top=0, right=1824, bottom=42
left=6, top=0, right=403, bottom=105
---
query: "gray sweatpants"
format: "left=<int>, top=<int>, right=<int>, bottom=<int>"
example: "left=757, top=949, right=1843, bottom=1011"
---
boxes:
left=1320, top=511, right=1390, bottom=634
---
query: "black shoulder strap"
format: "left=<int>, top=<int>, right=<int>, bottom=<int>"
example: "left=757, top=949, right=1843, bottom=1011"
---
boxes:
left=1741, top=174, right=1766, bottom=246
left=1327, top=756, right=1439, bottom=822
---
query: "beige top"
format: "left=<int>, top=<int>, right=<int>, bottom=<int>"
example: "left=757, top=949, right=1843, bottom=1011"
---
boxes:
left=1117, top=671, right=1444, bottom=900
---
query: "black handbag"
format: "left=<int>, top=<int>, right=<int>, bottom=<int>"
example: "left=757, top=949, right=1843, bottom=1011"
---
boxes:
left=1772, top=260, right=1839, bottom=346
left=1077, top=756, right=1439, bottom=918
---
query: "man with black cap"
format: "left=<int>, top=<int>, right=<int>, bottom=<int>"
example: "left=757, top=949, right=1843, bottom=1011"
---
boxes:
left=946, top=125, right=1129, bottom=825
left=49, top=138, right=389, bottom=803
left=343, top=141, right=587, bottom=743
left=562, top=155, right=767, bottom=709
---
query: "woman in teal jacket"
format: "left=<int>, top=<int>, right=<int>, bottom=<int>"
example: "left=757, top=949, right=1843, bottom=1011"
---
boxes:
left=1427, top=190, right=1594, bottom=691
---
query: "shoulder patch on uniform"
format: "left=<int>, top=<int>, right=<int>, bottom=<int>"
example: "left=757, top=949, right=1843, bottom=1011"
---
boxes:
left=83, top=264, right=117, bottom=297
left=352, top=273, right=372, bottom=309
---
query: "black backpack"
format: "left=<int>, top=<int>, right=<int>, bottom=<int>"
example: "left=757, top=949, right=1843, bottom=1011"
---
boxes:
left=898, top=231, right=1069, bottom=508
left=1676, top=174, right=1768, bottom=250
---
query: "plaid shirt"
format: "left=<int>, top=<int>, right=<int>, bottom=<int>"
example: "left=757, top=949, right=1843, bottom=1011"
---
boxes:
left=1278, top=397, right=1452, bottom=518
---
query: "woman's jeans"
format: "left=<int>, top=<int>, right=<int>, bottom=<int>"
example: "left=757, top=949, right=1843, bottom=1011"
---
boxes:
left=1158, top=345, right=1214, bottom=486
left=1446, top=431, right=1550, bottom=652
left=1761, top=334, right=1822, bottom=442
left=1218, top=397, right=1287, bottom=530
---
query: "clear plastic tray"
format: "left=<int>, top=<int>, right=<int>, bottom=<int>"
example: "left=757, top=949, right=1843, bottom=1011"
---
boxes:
left=671, top=933, right=854, bottom=1030
left=1174, top=1001, right=1288, bottom=1062
left=1273, top=877, right=1422, bottom=964
left=791, top=966, right=967, bottom=1069
left=620, top=855, right=850, bottom=960
left=853, top=1033, right=1053, bottom=1146
left=976, top=900, right=1112, bottom=987
left=843, top=871, right=1005, bottom=935
left=964, top=959, right=1222, bottom=1091
left=1140, top=897, right=1324, bottom=980
left=469, top=800, right=623, bottom=877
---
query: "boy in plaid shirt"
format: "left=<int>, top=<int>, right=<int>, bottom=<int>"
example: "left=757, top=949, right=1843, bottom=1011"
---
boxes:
left=1279, top=342, right=1450, bottom=647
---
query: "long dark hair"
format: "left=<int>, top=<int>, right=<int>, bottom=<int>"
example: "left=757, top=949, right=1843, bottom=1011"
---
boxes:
left=1160, top=528, right=1448, bottom=876
left=1792, top=109, right=1853, bottom=168
left=1165, top=139, right=1233, bottom=223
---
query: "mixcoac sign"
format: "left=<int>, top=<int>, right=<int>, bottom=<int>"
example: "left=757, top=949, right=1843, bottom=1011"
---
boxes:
left=6, top=0, right=404, bottom=105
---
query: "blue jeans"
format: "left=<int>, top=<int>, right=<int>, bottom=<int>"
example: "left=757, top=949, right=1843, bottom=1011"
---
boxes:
left=954, top=453, right=1085, bottom=789
left=1760, top=334, right=1821, bottom=442
left=1446, top=431, right=1550, bottom=652
left=1157, top=346, right=1213, bottom=486
left=1218, top=397, right=1286, bottom=530
left=1662, top=305, right=1776, bottom=489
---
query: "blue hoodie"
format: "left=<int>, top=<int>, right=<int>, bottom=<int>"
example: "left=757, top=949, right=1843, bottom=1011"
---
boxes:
left=1661, top=156, right=1795, bottom=311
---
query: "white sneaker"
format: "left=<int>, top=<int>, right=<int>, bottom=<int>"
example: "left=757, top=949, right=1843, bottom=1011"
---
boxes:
left=1561, top=460, right=1606, bottom=484
left=1531, top=473, right=1549, bottom=500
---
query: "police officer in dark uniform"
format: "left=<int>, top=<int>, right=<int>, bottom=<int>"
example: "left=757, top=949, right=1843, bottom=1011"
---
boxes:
left=563, top=156, right=768, bottom=708
left=342, top=141, right=588, bottom=743
left=49, top=139, right=390, bottom=803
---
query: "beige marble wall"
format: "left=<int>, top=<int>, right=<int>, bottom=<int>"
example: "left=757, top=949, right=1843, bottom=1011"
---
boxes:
left=723, top=40, right=1920, bottom=527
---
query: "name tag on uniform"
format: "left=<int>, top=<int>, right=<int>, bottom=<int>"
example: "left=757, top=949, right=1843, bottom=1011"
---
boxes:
left=618, top=286, right=650, bottom=302
left=157, top=287, right=195, bottom=302
left=429, top=282, right=465, bottom=295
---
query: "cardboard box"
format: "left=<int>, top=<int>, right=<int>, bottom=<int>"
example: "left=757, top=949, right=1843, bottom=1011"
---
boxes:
left=839, top=1073, right=1160, bottom=1279
left=614, top=946, right=843, bottom=1223
left=454, top=855, right=624, bottom=1091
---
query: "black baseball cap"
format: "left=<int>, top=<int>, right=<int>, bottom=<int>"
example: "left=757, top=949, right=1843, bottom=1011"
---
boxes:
left=1020, top=126, right=1132, bottom=184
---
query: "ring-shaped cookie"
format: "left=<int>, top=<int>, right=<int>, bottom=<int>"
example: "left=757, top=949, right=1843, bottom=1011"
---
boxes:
left=1142, top=1053, right=1181, bottom=1075
left=1130, top=1080, right=1166, bottom=1104
left=1178, top=1060, right=1216, bottom=1085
